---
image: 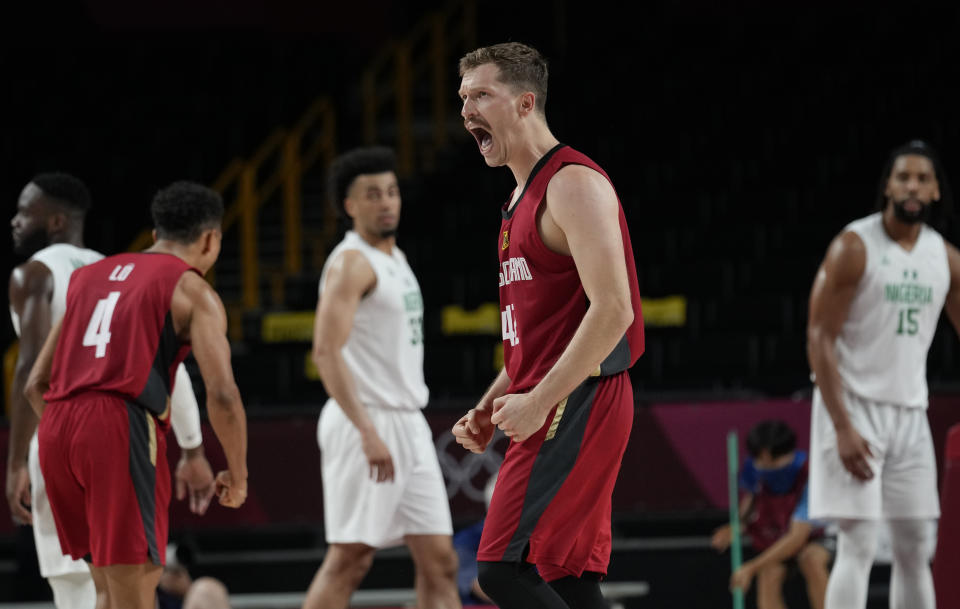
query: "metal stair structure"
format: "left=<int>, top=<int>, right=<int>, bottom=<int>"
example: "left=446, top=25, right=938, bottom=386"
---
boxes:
left=124, top=0, right=478, bottom=342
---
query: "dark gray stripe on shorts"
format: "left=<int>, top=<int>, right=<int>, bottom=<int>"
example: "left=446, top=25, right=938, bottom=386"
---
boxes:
left=503, top=378, right=600, bottom=561
left=126, top=402, right=160, bottom=565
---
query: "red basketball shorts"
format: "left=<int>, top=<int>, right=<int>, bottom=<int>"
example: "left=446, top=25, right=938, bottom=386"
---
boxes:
left=38, top=394, right=170, bottom=567
left=477, top=371, right=634, bottom=581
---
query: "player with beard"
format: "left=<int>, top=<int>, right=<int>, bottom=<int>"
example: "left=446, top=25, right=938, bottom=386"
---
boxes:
left=9, top=175, right=221, bottom=609
left=807, top=140, right=958, bottom=609
left=304, top=147, right=459, bottom=609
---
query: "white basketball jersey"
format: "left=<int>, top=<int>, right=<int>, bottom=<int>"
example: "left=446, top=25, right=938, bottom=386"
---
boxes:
left=8, top=242, right=102, bottom=579
left=9, top=243, right=104, bottom=337
left=835, top=213, right=949, bottom=408
left=319, top=231, right=428, bottom=410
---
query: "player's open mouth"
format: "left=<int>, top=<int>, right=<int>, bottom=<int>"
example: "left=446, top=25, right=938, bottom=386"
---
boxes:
left=470, top=127, right=493, bottom=154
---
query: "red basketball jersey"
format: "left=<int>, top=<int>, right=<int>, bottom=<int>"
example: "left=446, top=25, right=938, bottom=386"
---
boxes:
left=498, top=144, right=644, bottom=393
left=44, top=253, right=198, bottom=417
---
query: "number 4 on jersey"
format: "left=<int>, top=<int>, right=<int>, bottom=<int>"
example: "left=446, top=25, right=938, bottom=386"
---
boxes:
left=502, top=304, right=519, bottom=346
left=83, top=291, right=121, bottom=358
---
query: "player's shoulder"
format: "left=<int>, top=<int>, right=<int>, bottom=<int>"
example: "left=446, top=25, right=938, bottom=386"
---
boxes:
left=832, top=229, right=867, bottom=254
left=8, top=259, right=53, bottom=296
left=823, top=230, right=867, bottom=276
left=327, top=246, right=376, bottom=279
left=816, top=229, right=867, bottom=288
left=823, top=211, right=869, bottom=256
left=175, top=268, right=214, bottom=296
left=171, top=270, right=224, bottom=322
left=546, top=163, right=617, bottom=218
left=549, top=162, right=609, bottom=190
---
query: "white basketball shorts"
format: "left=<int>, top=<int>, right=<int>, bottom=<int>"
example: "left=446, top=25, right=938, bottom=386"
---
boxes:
left=809, top=387, right=940, bottom=521
left=317, top=400, right=453, bottom=548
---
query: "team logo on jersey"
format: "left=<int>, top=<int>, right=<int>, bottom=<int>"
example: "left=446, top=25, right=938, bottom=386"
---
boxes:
left=502, top=230, right=509, bottom=250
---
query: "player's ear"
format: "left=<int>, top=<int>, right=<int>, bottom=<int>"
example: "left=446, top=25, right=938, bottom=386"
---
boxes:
left=151, top=229, right=158, bottom=243
left=518, top=92, right=535, bottom=117
left=47, top=211, right=67, bottom=234
left=201, top=229, right=217, bottom=255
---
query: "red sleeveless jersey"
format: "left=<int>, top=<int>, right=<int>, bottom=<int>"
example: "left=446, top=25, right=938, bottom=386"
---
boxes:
left=44, top=253, right=198, bottom=417
left=498, top=144, right=644, bottom=393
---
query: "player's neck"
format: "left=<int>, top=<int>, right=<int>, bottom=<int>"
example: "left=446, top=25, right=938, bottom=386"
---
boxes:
left=507, top=125, right=559, bottom=201
left=48, top=227, right=84, bottom=248
left=354, top=229, right=395, bottom=255
left=881, top=207, right=923, bottom=249
left=145, top=240, right=205, bottom=269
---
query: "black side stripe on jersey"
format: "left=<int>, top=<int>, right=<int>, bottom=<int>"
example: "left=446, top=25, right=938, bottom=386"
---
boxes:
left=598, top=334, right=632, bottom=377
left=126, top=402, right=161, bottom=565
left=501, top=377, right=600, bottom=562
left=137, top=313, right=179, bottom=416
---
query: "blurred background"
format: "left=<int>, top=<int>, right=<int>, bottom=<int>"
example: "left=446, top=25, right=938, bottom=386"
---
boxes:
left=3, top=0, right=960, bottom=607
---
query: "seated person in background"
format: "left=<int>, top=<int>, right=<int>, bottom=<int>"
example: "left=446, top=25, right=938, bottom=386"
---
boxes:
left=712, top=420, right=833, bottom=609
left=158, top=542, right=231, bottom=609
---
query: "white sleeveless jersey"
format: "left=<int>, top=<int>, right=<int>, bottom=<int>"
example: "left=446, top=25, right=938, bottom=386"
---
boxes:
left=8, top=243, right=102, bottom=579
left=319, top=231, right=428, bottom=410
left=836, top=213, right=949, bottom=408
left=9, top=243, right=104, bottom=336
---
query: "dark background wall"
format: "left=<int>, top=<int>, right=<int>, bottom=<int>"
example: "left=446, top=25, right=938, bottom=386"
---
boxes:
left=3, top=1, right=960, bottom=606
left=2, top=0, right=959, bottom=454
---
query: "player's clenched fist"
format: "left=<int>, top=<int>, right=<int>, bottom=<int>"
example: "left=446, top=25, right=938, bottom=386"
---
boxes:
left=215, top=470, right=247, bottom=508
left=452, top=404, right=495, bottom=453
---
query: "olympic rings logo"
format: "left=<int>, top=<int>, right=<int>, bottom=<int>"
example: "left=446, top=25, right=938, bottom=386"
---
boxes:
left=434, top=429, right=509, bottom=501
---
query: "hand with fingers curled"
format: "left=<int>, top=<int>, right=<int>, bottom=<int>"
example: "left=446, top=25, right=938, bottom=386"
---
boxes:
left=361, top=429, right=395, bottom=483
left=5, top=463, right=32, bottom=525
left=214, top=471, right=247, bottom=508
left=452, top=402, right=495, bottom=454
left=175, top=449, right=216, bottom=515
left=710, top=524, right=733, bottom=552
left=490, top=393, right=549, bottom=444
left=729, top=563, right=757, bottom=594
left=836, top=425, right=874, bottom=481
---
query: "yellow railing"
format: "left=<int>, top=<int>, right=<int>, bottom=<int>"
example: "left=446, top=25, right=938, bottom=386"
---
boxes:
left=362, top=0, right=476, bottom=176
left=127, top=98, right=337, bottom=314
left=127, top=0, right=474, bottom=320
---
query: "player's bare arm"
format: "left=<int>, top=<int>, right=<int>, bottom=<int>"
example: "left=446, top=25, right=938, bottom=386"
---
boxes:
left=711, top=493, right=754, bottom=552
left=5, top=261, right=54, bottom=524
left=453, top=366, right=510, bottom=454
left=730, top=520, right=814, bottom=593
left=807, top=230, right=874, bottom=481
left=24, top=317, right=63, bottom=418
left=490, top=165, right=634, bottom=442
left=172, top=271, right=248, bottom=508
left=312, top=249, right=395, bottom=482
left=175, top=445, right=215, bottom=515
left=170, top=365, right=216, bottom=515
left=942, top=242, right=960, bottom=339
